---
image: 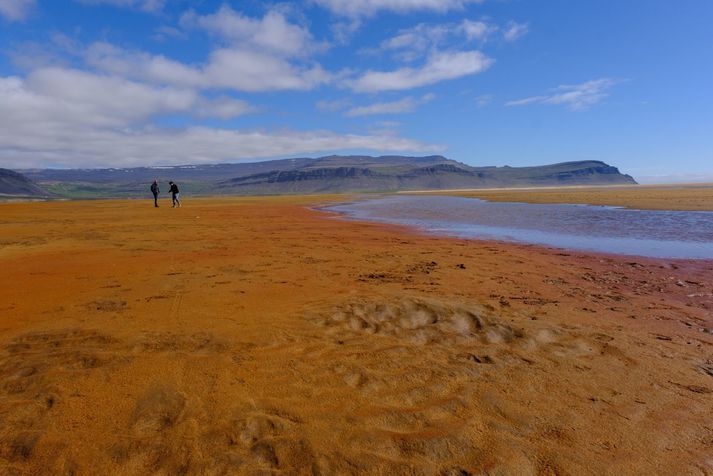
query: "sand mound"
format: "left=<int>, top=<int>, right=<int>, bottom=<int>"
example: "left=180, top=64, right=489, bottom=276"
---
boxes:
left=278, top=295, right=634, bottom=473
left=319, top=298, right=519, bottom=340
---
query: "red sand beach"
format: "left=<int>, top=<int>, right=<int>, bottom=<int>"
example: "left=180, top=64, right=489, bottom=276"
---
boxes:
left=1, top=196, right=711, bottom=474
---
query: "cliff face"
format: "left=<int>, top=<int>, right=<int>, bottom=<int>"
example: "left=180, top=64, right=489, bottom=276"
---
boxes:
left=551, top=164, right=628, bottom=180
left=270, top=167, right=375, bottom=182
left=219, top=159, right=637, bottom=194
left=406, top=164, right=475, bottom=176
left=518, top=162, right=636, bottom=185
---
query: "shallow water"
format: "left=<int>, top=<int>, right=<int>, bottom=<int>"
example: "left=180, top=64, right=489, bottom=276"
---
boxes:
left=326, top=195, right=713, bottom=259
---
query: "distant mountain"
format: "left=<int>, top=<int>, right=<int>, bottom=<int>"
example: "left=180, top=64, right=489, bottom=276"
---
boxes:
left=0, top=168, right=49, bottom=197
left=217, top=157, right=636, bottom=194
left=21, top=155, right=453, bottom=183
left=18, top=156, right=636, bottom=198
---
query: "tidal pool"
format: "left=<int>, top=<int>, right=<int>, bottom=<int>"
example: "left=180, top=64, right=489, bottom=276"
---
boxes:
left=325, top=195, right=713, bottom=259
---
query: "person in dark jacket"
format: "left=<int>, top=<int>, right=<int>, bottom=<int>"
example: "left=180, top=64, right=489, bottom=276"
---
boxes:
left=168, top=181, right=181, bottom=208
left=150, top=180, right=160, bottom=207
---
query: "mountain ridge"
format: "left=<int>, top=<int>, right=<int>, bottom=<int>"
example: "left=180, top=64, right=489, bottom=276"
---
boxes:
left=17, top=156, right=636, bottom=198
left=0, top=168, right=50, bottom=197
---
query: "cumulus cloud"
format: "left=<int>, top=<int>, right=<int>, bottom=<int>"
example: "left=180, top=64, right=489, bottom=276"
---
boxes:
left=16, top=69, right=196, bottom=127
left=313, top=0, right=482, bottom=18
left=202, top=48, right=331, bottom=91
left=82, top=6, right=333, bottom=93
left=0, top=72, right=441, bottom=168
left=0, top=0, right=35, bottom=21
left=345, top=93, right=434, bottom=116
left=506, top=78, right=619, bottom=111
left=370, top=20, right=498, bottom=62
left=461, top=20, right=496, bottom=41
left=86, top=42, right=332, bottom=92
left=86, top=43, right=204, bottom=85
left=503, top=21, right=528, bottom=42
left=0, top=125, right=442, bottom=169
left=385, top=20, right=494, bottom=48
left=75, top=0, right=164, bottom=13
left=194, top=96, right=255, bottom=120
left=330, top=18, right=363, bottom=44
left=375, top=23, right=447, bottom=62
left=1, top=68, right=252, bottom=130
left=378, top=23, right=451, bottom=56
left=180, top=5, right=326, bottom=58
left=347, top=50, right=493, bottom=92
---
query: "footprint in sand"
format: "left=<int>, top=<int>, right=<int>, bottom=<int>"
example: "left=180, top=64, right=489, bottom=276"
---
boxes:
left=85, top=299, right=128, bottom=312
left=314, top=297, right=525, bottom=348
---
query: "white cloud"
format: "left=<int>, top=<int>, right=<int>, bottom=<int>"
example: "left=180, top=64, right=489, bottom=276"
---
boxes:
left=503, top=21, right=528, bottom=42
left=347, top=50, right=493, bottom=92
left=1, top=68, right=252, bottom=130
left=8, top=32, right=85, bottom=70
left=376, top=23, right=451, bottom=61
left=82, top=6, right=333, bottom=94
left=506, top=96, right=545, bottom=107
left=86, top=42, right=203, bottom=85
left=0, top=0, right=35, bottom=21
left=506, top=78, right=619, bottom=111
left=0, top=124, right=442, bottom=169
left=75, top=0, right=164, bottom=13
left=330, top=18, right=362, bottom=44
left=369, top=20, right=497, bottom=62
left=195, top=96, right=255, bottom=120
left=461, top=20, right=495, bottom=41
left=313, top=0, right=482, bottom=18
left=86, top=42, right=332, bottom=92
left=0, top=72, right=442, bottom=168
left=20, top=69, right=197, bottom=127
left=345, top=93, right=434, bottom=116
left=203, top=48, right=331, bottom=92
left=474, top=94, right=492, bottom=107
left=180, top=5, right=326, bottom=58
left=152, top=25, right=187, bottom=42
left=361, top=19, right=499, bottom=70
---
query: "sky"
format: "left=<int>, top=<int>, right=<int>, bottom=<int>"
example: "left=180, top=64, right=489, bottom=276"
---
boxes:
left=0, top=1, right=712, bottom=182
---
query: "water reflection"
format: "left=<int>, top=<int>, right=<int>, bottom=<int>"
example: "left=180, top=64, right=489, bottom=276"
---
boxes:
left=326, top=195, right=713, bottom=259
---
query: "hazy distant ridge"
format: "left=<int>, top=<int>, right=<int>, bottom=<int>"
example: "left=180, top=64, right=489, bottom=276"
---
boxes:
left=18, top=156, right=636, bottom=198
left=0, top=168, right=49, bottom=197
left=216, top=156, right=636, bottom=193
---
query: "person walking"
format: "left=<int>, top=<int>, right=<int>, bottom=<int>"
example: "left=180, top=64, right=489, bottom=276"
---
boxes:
left=150, top=179, right=160, bottom=207
left=168, top=181, right=181, bottom=208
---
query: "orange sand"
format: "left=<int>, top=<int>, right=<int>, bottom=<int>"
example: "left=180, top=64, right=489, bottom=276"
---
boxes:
left=0, top=196, right=711, bottom=475
left=406, top=183, right=713, bottom=211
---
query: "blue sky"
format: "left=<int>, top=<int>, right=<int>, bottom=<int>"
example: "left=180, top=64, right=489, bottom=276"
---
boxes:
left=0, top=0, right=711, bottom=182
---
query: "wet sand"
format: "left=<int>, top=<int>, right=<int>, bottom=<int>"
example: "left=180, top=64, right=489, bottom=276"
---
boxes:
left=405, top=183, right=713, bottom=211
left=1, top=196, right=711, bottom=475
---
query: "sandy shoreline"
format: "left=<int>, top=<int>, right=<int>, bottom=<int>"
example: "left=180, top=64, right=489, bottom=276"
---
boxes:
left=1, top=196, right=711, bottom=474
left=402, top=183, right=713, bottom=211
